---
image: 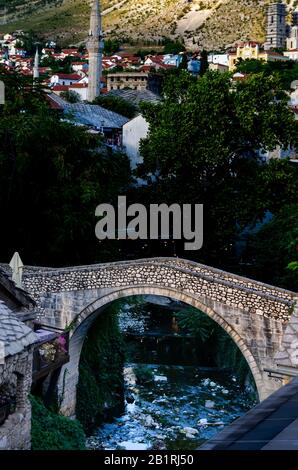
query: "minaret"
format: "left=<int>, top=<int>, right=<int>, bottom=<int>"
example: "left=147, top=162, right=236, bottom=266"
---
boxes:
left=33, top=46, right=39, bottom=80
left=87, top=0, right=103, bottom=102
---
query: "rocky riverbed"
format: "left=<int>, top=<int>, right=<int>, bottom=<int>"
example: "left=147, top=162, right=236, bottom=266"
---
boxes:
left=86, top=363, right=255, bottom=451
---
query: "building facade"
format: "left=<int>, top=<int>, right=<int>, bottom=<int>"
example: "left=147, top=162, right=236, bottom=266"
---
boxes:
left=0, top=268, right=37, bottom=450
left=122, top=114, right=149, bottom=170
left=286, top=24, right=298, bottom=51
left=107, top=72, right=149, bottom=92
left=265, top=2, right=287, bottom=50
left=228, top=42, right=289, bottom=71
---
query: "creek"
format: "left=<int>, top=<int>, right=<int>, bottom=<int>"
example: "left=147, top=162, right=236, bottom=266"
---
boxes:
left=85, top=297, right=256, bottom=450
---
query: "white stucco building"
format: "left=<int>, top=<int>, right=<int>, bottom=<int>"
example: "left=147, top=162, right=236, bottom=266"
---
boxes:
left=122, top=115, right=149, bottom=169
left=208, top=53, right=229, bottom=67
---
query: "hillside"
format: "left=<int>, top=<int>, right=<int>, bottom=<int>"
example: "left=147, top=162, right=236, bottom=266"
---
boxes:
left=1, top=0, right=298, bottom=49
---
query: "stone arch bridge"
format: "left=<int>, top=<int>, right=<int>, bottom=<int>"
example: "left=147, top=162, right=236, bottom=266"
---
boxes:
left=21, top=258, right=298, bottom=417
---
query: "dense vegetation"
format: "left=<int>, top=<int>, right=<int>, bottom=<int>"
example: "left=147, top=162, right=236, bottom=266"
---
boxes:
left=134, top=70, right=298, bottom=290
left=0, top=67, right=131, bottom=266
left=176, top=306, right=255, bottom=391
left=93, top=94, right=137, bottom=118
left=0, top=65, right=297, bottom=289
left=30, top=395, right=86, bottom=450
left=236, top=58, right=298, bottom=90
left=250, top=204, right=298, bottom=291
left=76, top=304, right=125, bottom=434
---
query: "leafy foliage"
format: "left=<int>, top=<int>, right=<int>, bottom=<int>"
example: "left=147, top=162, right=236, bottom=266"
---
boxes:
left=134, top=70, right=298, bottom=274
left=76, top=305, right=125, bottom=433
left=162, top=38, right=185, bottom=55
left=30, top=395, right=86, bottom=450
left=236, top=58, right=298, bottom=90
left=134, top=365, right=154, bottom=384
left=60, top=89, right=81, bottom=103
left=176, top=307, right=254, bottom=387
left=250, top=205, right=298, bottom=291
left=104, top=39, right=121, bottom=55
left=0, top=67, right=132, bottom=266
left=93, top=94, right=137, bottom=118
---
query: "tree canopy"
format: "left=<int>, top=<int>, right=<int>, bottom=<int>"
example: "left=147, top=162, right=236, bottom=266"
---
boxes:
left=93, top=94, right=137, bottom=118
left=134, top=70, right=298, bottom=271
left=235, top=58, right=298, bottom=90
left=0, top=67, right=131, bottom=266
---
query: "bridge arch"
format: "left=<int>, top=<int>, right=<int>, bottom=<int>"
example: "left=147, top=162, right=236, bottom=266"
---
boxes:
left=20, top=257, right=296, bottom=416
left=58, top=285, right=264, bottom=417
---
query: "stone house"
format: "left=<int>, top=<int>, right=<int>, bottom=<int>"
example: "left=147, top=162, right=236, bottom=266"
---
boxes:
left=0, top=268, right=37, bottom=450
left=107, top=72, right=149, bottom=92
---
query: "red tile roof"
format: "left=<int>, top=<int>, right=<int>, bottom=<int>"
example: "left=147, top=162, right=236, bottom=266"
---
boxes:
left=56, top=73, right=82, bottom=80
left=62, top=48, right=79, bottom=54
left=53, top=85, right=70, bottom=91
left=69, top=83, right=88, bottom=88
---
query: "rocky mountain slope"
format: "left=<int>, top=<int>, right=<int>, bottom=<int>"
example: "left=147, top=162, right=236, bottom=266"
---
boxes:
left=1, top=0, right=298, bottom=49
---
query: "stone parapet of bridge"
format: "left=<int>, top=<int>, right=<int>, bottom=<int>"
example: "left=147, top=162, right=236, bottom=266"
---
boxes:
left=8, top=257, right=297, bottom=415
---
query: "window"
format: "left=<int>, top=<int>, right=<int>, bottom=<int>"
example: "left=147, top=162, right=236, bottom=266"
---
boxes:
left=271, top=16, right=274, bottom=24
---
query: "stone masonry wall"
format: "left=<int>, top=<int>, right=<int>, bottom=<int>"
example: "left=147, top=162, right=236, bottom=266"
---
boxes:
left=18, top=258, right=298, bottom=415
left=0, top=347, right=33, bottom=450
left=22, top=258, right=296, bottom=323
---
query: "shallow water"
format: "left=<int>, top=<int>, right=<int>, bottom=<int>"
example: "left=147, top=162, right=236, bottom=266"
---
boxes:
left=86, top=363, right=255, bottom=451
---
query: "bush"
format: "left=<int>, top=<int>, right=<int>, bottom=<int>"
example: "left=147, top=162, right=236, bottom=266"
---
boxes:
left=76, top=307, right=125, bottom=433
left=30, top=396, right=86, bottom=450
left=60, top=90, right=81, bottom=103
left=93, top=95, right=137, bottom=118
left=134, top=365, right=153, bottom=384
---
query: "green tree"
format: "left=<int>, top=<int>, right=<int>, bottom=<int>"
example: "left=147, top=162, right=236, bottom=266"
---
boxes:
left=250, top=205, right=298, bottom=291
left=60, top=89, right=81, bottom=103
left=199, top=49, right=209, bottom=76
left=0, top=67, right=132, bottom=266
left=93, top=94, right=137, bottom=118
left=104, top=39, right=121, bottom=55
left=76, top=304, right=125, bottom=433
left=236, top=58, right=298, bottom=90
left=135, top=70, right=298, bottom=268
left=162, top=38, right=185, bottom=55
left=176, top=307, right=254, bottom=386
left=179, top=53, right=188, bottom=70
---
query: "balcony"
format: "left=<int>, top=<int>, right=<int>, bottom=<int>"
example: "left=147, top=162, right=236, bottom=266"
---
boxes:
left=32, top=328, right=70, bottom=382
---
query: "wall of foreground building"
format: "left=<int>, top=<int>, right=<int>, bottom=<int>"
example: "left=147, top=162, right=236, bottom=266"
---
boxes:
left=0, top=348, right=34, bottom=450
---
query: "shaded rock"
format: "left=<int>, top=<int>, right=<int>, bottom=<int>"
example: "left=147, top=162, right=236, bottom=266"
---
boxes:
left=154, top=375, right=168, bottom=382
left=198, top=418, right=208, bottom=426
left=183, top=427, right=199, bottom=435
left=205, top=400, right=215, bottom=409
